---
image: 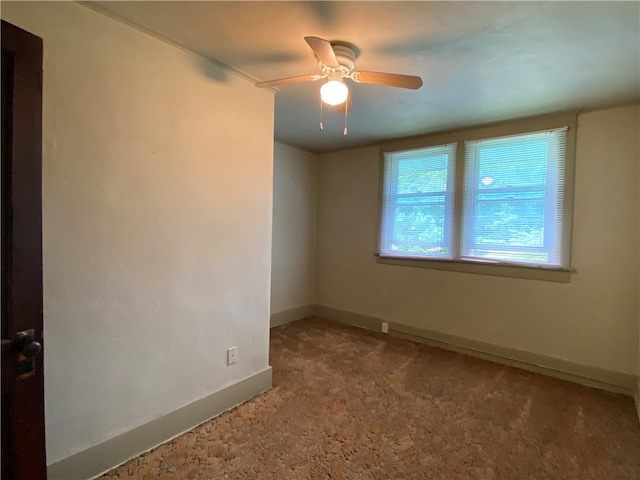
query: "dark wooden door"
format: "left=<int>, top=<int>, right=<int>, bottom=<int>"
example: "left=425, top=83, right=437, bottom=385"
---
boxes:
left=1, top=20, right=47, bottom=480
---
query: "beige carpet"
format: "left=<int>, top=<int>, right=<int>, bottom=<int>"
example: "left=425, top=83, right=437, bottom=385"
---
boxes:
left=101, top=317, right=640, bottom=479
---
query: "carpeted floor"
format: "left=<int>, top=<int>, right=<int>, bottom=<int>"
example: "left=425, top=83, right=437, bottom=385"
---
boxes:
left=100, top=317, right=640, bottom=479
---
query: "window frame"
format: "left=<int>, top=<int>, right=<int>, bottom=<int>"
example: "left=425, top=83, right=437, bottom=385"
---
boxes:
left=461, top=128, right=567, bottom=265
left=376, top=111, right=578, bottom=282
left=380, top=143, right=456, bottom=258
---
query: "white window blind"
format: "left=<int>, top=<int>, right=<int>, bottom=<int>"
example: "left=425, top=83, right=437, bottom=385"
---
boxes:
left=461, top=128, right=567, bottom=267
left=380, top=144, right=456, bottom=258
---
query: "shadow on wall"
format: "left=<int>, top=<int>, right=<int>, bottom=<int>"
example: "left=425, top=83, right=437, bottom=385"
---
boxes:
left=191, top=50, right=306, bottom=85
left=190, top=55, right=231, bottom=84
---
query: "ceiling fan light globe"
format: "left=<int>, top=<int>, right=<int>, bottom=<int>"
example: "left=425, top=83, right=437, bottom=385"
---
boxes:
left=320, top=80, right=348, bottom=106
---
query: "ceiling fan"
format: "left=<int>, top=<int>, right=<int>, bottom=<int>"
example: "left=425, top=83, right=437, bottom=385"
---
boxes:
left=255, top=36, right=423, bottom=107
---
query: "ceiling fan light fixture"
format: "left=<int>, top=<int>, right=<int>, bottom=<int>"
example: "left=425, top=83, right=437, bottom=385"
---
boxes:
left=320, top=79, right=348, bottom=106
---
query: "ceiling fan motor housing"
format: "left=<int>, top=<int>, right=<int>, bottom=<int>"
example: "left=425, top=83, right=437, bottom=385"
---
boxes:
left=332, top=44, right=356, bottom=73
left=317, top=42, right=357, bottom=76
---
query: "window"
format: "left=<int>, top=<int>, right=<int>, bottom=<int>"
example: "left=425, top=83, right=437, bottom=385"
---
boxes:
left=380, top=144, right=456, bottom=258
left=462, top=129, right=566, bottom=266
left=378, top=116, right=575, bottom=279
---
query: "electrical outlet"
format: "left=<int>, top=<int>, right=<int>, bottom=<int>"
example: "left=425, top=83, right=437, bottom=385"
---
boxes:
left=227, top=346, right=237, bottom=365
left=381, top=322, right=389, bottom=334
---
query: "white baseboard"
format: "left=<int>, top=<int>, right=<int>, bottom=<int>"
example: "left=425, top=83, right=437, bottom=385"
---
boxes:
left=270, top=304, right=315, bottom=328
left=315, top=304, right=636, bottom=395
left=47, top=367, right=272, bottom=480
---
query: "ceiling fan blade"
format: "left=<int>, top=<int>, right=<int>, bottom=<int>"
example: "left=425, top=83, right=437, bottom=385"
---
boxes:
left=255, top=74, right=322, bottom=89
left=304, top=36, right=339, bottom=67
left=351, top=71, right=423, bottom=90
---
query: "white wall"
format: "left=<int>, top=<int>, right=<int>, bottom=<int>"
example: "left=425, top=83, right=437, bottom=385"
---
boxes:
left=2, top=2, right=274, bottom=464
left=316, top=104, right=640, bottom=376
left=270, top=142, right=317, bottom=314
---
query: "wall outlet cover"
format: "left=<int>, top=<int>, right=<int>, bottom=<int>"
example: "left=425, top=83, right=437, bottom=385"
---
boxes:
left=227, top=346, right=237, bottom=365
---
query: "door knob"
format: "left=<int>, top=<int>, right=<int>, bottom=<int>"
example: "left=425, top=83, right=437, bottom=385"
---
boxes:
left=14, top=329, right=42, bottom=358
left=22, top=338, right=42, bottom=358
left=13, top=329, right=42, bottom=377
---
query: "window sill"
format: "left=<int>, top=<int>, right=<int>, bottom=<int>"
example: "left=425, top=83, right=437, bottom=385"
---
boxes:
left=375, top=255, right=575, bottom=283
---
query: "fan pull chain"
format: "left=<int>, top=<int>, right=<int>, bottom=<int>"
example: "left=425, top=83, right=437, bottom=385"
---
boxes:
left=319, top=97, right=324, bottom=131
left=343, top=95, right=348, bottom=136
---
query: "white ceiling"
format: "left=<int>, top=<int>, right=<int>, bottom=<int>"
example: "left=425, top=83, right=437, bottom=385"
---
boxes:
left=86, top=1, right=640, bottom=154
